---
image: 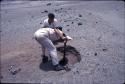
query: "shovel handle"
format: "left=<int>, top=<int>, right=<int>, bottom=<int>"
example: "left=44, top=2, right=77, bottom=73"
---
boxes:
left=64, top=40, right=67, bottom=58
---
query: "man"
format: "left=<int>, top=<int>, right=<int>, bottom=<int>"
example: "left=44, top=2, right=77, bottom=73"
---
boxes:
left=42, top=13, right=62, bottom=31
left=34, top=28, right=72, bottom=71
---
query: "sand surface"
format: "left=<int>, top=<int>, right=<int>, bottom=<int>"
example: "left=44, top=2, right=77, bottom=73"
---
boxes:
left=0, top=1, right=125, bottom=84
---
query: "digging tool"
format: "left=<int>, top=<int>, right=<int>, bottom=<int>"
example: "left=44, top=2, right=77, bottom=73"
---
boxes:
left=59, top=40, right=68, bottom=66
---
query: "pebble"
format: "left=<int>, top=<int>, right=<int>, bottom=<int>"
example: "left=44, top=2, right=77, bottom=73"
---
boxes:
left=94, top=52, right=97, bottom=56
left=41, top=10, right=48, bottom=13
left=8, top=65, right=21, bottom=75
left=67, top=29, right=70, bottom=32
left=44, top=10, right=48, bottom=13
left=102, top=48, right=108, bottom=51
left=60, top=8, right=63, bottom=10
left=10, top=68, right=21, bottom=75
left=79, top=14, right=82, bottom=17
left=64, top=20, right=67, bottom=22
left=78, top=22, right=82, bottom=26
left=46, top=3, right=51, bottom=6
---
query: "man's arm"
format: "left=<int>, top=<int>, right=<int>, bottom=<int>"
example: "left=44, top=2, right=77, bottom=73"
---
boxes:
left=54, top=28, right=68, bottom=42
left=54, top=28, right=64, bottom=38
left=41, top=19, right=48, bottom=28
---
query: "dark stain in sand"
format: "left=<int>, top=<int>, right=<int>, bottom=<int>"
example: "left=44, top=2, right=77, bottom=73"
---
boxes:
left=39, top=60, right=54, bottom=71
left=57, top=45, right=81, bottom=64
left=39, top=45, right=81, bottom=71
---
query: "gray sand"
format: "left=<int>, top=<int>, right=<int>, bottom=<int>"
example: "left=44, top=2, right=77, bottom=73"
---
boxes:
left=0, top=1, right=125, bottom=84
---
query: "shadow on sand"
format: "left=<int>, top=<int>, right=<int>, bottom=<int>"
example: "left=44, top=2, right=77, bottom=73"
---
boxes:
left=39, top=45, right=81, bottom=71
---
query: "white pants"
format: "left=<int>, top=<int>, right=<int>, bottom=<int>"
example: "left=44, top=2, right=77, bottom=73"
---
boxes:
left=34, top=31, right=59, bottom=65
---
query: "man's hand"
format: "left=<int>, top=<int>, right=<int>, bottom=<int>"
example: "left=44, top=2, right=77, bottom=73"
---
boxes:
left=62, top=37, right=67, bottom=43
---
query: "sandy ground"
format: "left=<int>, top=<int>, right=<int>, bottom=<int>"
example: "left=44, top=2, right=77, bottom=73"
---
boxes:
left=0, top=1, right=125, bottom=84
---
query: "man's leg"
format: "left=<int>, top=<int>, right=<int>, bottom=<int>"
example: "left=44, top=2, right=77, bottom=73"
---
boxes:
left=42, top=38, right=59, bottom=65
left=42, top=38, right=65, bottom=71
left=41, top=46, right=49, bottom=63
left=34, top=35, right=49, bottom=63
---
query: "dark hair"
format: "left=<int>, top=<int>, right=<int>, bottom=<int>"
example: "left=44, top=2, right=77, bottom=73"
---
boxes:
left=48, top=13, right=55, bottom=19
left=56, top=26, right=62, bottom=31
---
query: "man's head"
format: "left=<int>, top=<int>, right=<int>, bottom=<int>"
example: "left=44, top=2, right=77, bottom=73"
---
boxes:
left=48, top=13, right=55, bottom=23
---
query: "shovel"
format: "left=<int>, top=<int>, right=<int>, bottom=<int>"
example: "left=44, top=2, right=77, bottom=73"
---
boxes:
left=59, top=40, right=68, bottom=66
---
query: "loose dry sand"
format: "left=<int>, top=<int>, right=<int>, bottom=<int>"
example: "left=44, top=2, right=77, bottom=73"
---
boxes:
left=0, top=1, right=125, bottom=84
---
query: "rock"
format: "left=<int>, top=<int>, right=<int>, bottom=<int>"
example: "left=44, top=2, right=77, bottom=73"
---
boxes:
left=96, top=21, right=98, bottom=23
left=44, top=10, right=48, bottom=13
left=87, top=53, right=89, bottom=55
left=78, top=22, right=82, bottom=26
left=60, top=8, right=63, bottom=10
left=9, top=65, right=21, bottom=75
left=94, top=52, right=97, bottom=56
left=46, top=3, right=51, bottom=6
left=73, top=68, right=79, bottom=75
left=10, top=68, right=21, bottom=75
left=41, top=11, right=44, bottom=13
left=55, top=8, right=63, bottom=12
left=66, top=25, right=69, bottom=26
left=41, top=10, right=48, bottom=13
left=71, top=22, right=74, bottom=24
left=67, top=29, right=70, bottom=32
left=79, top=14, right=82, bottom=17
left=102, top=48, right=108, bottom=51
left=64, top=20, right=67, bottom=22
left=73, top=70, right=79, bottom=75
left=97, top=36, right=101, bottom=41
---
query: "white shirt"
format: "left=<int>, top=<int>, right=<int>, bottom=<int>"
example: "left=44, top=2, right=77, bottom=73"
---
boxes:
left=43, top=18, right=58, bottom=28
left=34, top=28, right=61, bottom=41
